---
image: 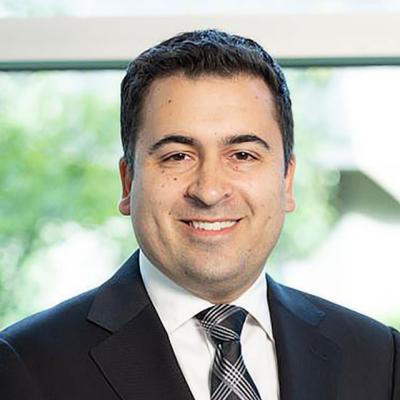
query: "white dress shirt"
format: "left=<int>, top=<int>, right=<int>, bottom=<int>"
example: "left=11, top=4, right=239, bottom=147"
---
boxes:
left=139, top=250, right=280, bottom=400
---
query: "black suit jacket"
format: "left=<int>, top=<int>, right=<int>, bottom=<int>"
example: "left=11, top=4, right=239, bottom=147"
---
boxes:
left=1, top=251, right=399, bottom=399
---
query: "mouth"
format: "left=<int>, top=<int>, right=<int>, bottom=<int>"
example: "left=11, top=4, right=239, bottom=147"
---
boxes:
left=180, top=219, right=242, bottom=234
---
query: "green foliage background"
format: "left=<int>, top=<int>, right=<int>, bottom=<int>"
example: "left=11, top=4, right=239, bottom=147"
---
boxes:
left=0, top=71, right=130, bottom=326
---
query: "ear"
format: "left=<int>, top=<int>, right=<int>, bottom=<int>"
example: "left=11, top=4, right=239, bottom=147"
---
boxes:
left=118, top=157, right=133, bottom=216
left=284, top=155, right=296, bottom=213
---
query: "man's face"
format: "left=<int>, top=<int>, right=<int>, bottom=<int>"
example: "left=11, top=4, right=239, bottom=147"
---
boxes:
left=119, top=73, right=295, bottom=302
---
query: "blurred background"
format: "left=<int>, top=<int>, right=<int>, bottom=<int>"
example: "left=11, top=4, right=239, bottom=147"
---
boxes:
left=0, top=0, right=399, bottom=330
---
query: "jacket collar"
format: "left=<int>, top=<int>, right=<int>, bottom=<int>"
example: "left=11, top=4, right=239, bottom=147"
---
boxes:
left=87, top=251, right=148, bottom=332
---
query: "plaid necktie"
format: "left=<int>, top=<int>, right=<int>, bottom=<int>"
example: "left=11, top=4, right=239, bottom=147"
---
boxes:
left=196, top=304, right=262, bottom=400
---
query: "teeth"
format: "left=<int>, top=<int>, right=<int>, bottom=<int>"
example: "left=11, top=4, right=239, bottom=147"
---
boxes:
left=190, top=220, right=237, bottom=231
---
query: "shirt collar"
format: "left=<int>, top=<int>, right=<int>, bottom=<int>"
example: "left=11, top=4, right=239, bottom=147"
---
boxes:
left=139, top=250, right=274, bottom=342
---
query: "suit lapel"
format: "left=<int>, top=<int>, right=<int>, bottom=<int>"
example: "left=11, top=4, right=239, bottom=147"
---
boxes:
left=86, top=251, right=342, bottom=399
left=87, top=251, right=195, bottom=400
left=267, top=275, right=342, bottom=400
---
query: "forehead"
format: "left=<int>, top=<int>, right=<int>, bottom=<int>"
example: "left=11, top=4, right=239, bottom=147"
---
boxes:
left=138, top=73, right=279, bottom=145
left=143, top=72, right=274, bottom=112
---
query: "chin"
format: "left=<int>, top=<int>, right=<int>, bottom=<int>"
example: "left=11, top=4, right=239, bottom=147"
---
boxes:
left=183, top=262, right=245, bottom=285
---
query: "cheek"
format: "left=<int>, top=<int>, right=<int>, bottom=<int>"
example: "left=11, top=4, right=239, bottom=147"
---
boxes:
left=241, top=182, right=287, bottom=229
left=131, top=171, right=183, bottom=215
left=243, top=172, right=284, bottom=203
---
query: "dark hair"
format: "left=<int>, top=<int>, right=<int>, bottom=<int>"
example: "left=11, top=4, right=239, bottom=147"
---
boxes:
left=120, top=29, right=293, bottom=174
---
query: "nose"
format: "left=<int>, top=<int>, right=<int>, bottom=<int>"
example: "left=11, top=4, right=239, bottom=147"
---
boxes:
left=185, top=160, right=233, bottom=207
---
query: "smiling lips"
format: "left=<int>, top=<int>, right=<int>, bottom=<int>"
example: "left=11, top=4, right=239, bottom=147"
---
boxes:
left=182, top=219, right=241, bottom=233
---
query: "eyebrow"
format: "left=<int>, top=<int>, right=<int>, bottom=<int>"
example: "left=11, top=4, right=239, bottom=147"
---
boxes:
left=148, top=133, right=270, bottom=154
left=222, top=134, right=270, bottom=150
left=148, top=135, right=200, bottom=154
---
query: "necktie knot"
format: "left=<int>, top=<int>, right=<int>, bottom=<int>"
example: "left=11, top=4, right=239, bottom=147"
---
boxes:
left=196, top=304, right=248, bottom=344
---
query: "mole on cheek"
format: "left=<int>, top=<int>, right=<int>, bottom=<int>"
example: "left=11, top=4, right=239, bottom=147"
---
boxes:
left=173, top=177, right=178, bottom=181
left=168, top=99, right=172, bottom=104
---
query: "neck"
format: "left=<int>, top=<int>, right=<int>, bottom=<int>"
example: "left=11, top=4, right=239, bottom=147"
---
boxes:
left=185, top=275, right=260, bottom=304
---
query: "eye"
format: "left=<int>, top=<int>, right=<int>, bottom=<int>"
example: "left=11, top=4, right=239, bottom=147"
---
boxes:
left=163, top=152, right=190, bottom=162
left=232, top=151, right=257, bottom=161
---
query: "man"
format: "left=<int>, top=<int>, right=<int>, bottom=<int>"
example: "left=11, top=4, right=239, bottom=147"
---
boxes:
left=0, top=29, right=398, bottom=400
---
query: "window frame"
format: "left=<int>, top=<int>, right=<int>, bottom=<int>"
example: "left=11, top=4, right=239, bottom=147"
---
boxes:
left=1, top=13, right=400, bottom=70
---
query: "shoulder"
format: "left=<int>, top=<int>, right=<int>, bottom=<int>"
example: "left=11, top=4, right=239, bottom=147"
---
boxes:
left=268, top=276, right=399, bottom=349
left=302, top=287, right=395, bottom=336
left=0, top=251, right=141, bottom=362
left=0, top=287, right=109, bottom=398
left=299, top=287, right=400, bottom=395
left=1, top=287, right=96, bottom=334
left=0, top=287, right=106, bottom=358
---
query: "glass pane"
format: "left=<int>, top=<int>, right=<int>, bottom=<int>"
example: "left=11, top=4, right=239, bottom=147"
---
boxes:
left=0, top=67, right=399, bottom=330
